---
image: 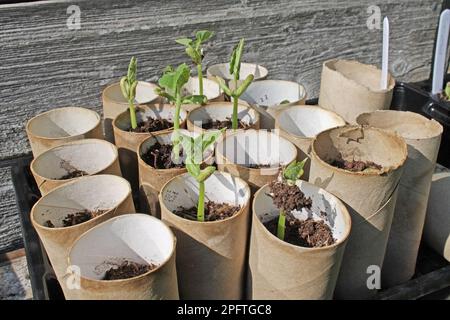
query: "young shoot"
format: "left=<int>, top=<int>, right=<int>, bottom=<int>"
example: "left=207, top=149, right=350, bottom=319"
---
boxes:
left=120, top=57, right=139, bottom=130
left=444, top=82, right=450, bottom=100
left=155, top=63, right=206, bottom=161
left=179, top=129, right=225, bottom=222
left=176, top=30, right=214, bottom=96
left=277, top=158, right=308, bottom=240
left=215, top=39, right=254, bottom=130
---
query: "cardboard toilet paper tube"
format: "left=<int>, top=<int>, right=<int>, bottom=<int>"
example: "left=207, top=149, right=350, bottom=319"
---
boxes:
left=187, top=102, right=260, bottom=133
left=159, top=172, right=251, bottom=299
left=113, top=104, right=186, bottom=191
left=206, top=62, right=268, bottom=84
left=215, top=129, right=297, bottom=192
left=275, top=105, right=346, bottom=178
left=138, top=130, right=214, bottom=217
left=318, top=59, right=395, bottom=124
left=102, top=81, right=159, bottom=143
left=66, top=214, right=179, bottom=300
left=181, top=77, right=223, bottom=112
left=30, top=175, right=135, bottom=297
left=424, top=165, right=450, bottom=262
left=26, top=107, right=103, bottom=157
left=238, top=80, right=307, bottom=129
left=357, top=111, right=443, bottom=286
left=248, top=181, right=352, bottom=299
left=31, top=139, right=121, bottom=195
left=309, top=125, right=407, bottom=299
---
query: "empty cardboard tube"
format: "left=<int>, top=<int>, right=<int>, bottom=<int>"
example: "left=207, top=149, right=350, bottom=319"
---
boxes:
left=30, top=174, right=135, bottom=297
left=248, top=180, right=352, bottom=299
left=66, top=214, right=179, bottom=300
left=318, top=59, right=395, bottom=124
left=357, top=110, right=443, bottom=287
left=30, top=139, right=121, bottom=195
left=113, top=104, right=187, bottom=191
left=215, top=129, right=298, bottom=192
left=309, top=125, right=407, bottom=299
left=159, top=171, right=251, bottom=299
left=26, top=107, right=103, bottom=157
left=102, top=81, right=159, bottom=143
left=275, top=105, right=346, bottom=179
left=238, top=80, right=307, bottom=129
left=423, top=165, right=450, bottom=262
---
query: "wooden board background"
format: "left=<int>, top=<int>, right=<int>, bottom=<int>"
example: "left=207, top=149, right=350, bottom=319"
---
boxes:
left=0, top=0, right=442, bottom=253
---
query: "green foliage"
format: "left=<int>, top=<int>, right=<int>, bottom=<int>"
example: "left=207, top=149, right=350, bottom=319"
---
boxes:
left=120, top=57, right=139, bottom=129
left=230, top=39, right=244, bottom=81
left=445, top=82, right=450, bottom=99
left=176, top=30, right=214, bottom=65
left=283, top=158, right=308, bottom=184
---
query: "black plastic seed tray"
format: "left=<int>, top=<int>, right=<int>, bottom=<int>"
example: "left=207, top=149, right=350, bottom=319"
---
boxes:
left=10, top=150, right=450, bottom=300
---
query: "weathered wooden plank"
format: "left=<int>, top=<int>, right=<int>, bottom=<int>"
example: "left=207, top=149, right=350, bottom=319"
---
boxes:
left=0, top=0, right=442, bottom=160
left=0, top=166, right=23, bottom=254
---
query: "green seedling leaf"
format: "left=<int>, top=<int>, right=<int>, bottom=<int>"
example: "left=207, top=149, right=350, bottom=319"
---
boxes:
left=280, top=99, right=291, bottom=104
left=196, top=166, right=216, bottom=183
left=186, top=46, right=202, bottom=64
left=445, top=82, right=450, bottom=99
left=283, top=158, right=308, bottom=184
left=120, top=76, right=129, bottom=100
left=127, top=56, right=137, bottom=85
left=120, top=57, right=139, bottom=129
left=182, top=95, right=207, bottom=105
left=196, top=30, right=214, bottom=43
left=186, top=163, right=201, bottom=178
left=230, top=38, right=244, bottom=80
left=215, top=76, right=232, bottom=96
left=234, top=74, right=254, bottom=97
left=154, top=87, right=175, bottom=103
left=197, top=129, right=225, bottom=152
left=162, top=65, right=174, bottom=74
left=175, top=38, right=192, bottom=46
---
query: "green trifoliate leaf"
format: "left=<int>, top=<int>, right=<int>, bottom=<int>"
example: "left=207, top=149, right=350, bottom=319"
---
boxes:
left=283, top=158, right=308, bottom=183
left=196, top=166, right=216, bottom=183
left=196, top=30, right=214, bottom=43
left=173, top=63, right=191, bottom=92
left=215, top=76, right=232, bottom=96
left=186, top=46, right=202, bottom=64
left=234, top=74, right=254, bottom=97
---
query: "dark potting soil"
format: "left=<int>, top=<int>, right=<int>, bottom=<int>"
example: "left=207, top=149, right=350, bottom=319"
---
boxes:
left=268, top=180, right=312, bottom=212
left=102, top=260, right=156, bottom=280
left=330, top=158, right=382, bottom=172
left=264, top=216, right=335, bottom=248
left=201, top=118, right=250, bottom=130
left=141, top=142, right=184, bottom=169
left=58, top=169, right=88, bottom=180
left=174, top=201, right=241, bottom=222
left=130, top=117, right=173, bottom=133
left=43, top=209, right=107, bottom=228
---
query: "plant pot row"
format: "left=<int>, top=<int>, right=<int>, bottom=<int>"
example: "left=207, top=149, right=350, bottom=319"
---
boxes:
left=24, top=56, right=445, bottom=300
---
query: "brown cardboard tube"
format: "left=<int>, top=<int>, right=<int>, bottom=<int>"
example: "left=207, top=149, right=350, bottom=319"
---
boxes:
left=181, top=77, right=223, bottom=112
left=215, top=129, right=297, bottom=192
left=318, top=59, right=395, bottom=124
left=159, top=172, right=251, bottom=299
left=137, top=130, right=213, bottom=217
left=424, top=165, right=450, bottom=262
left=66, top=214, right=179, bottom=300
left=248, top=180, right=352, bottom=299
left=206, top=62, right=268, bottom=83
left=357, top=110, right=443, bottom=286
left=26, top=107, right=103, bottom=157
left=309, top=125, right=407, bottom=299
left=30, top=175, right=135, bottom=297
left=112, top=104, right=186, bottom=191
left=102, top=81, right=159, bottom=143
left=186, top=102, right=260, bottom=133
left=30, top=139, right=121, bottom=195
left=275, top=105, right=346, bottom=179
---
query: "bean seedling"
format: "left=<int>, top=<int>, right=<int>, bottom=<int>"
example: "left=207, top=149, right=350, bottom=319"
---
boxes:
left=155, top=63, right=206, bottom=161
left=176, top=30, right=214, bottom=96
left=120, top=57, right=139, bottom=130
left=215, top=39, right=254, bottom=130
left=277, top=158, right=308, bottom=240
left=179, top=129, right=225, bottom=222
